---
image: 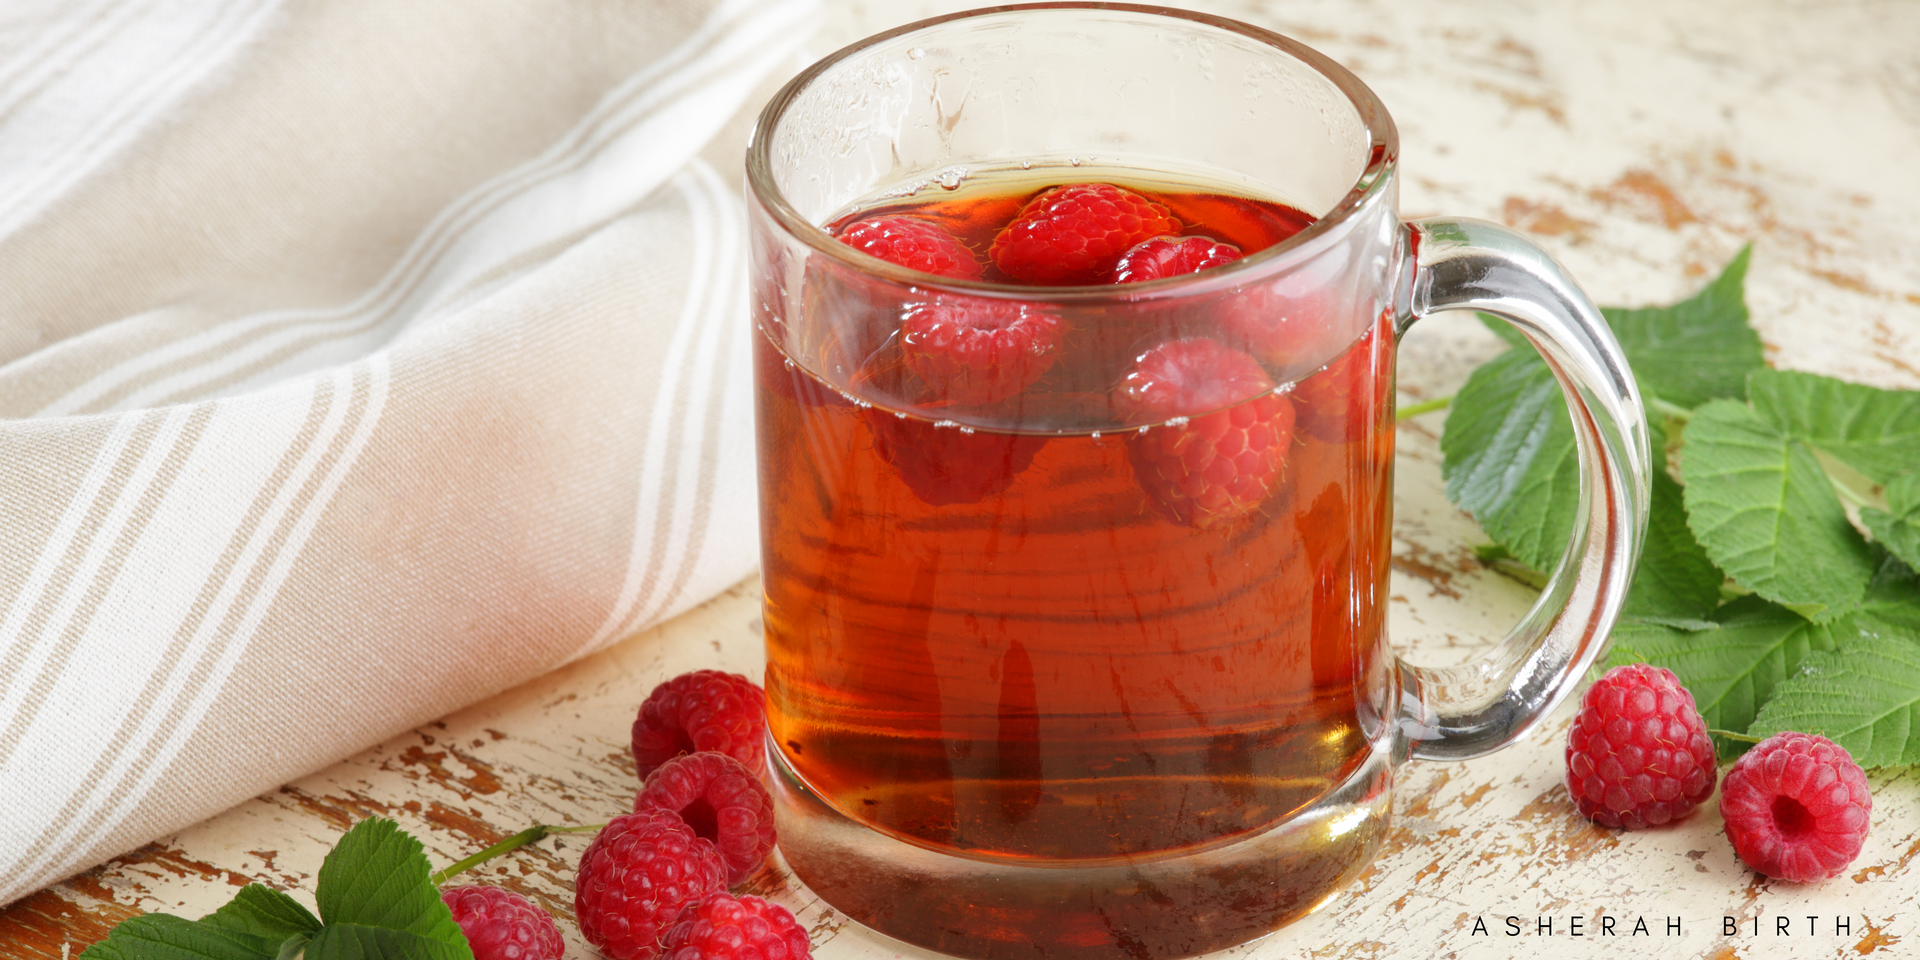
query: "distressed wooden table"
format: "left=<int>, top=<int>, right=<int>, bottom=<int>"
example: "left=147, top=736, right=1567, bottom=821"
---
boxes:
left=7, top=1, right=1917, bottom=957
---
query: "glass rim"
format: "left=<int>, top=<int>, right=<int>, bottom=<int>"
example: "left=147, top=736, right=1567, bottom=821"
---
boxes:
left=743, top=1, right=1401, bottom=300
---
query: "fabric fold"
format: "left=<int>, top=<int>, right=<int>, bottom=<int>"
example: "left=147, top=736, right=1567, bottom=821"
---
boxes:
left=0, top=0, right=816, bottom=906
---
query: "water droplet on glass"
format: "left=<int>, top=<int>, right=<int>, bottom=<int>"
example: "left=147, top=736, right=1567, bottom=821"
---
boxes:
left=908, top=46, right=925, bottom=59
left=1068, top=156, right=1082, bottom=166
left=937, top=166, right=968, bottom=190
left=1020, top=160, right=1033, bottom=170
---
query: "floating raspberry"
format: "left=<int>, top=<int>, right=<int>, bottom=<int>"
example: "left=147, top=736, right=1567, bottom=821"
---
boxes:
left=660, top=893, right=812, bottom=960
left=864, top=411, right=1048, bottom=506
left=1290, top=321, right=1389, bottom=444
left=1721, top=732, right=1872, bottom=882
left=1564, top=664, right=1717, bottom=830
left=632, top=670, right=767, bottom=782
left=441, top=885, right=565, bottom=960
left=575, top=810, right=729, bottom=960
left=989, top=183, right=1181, bottom=285
left=835, top=215, right=983, bottom=279
left=1112, top=338, right=1293, bottom=528
left=636, top=752, right=777, bottom=885
left=899, top=295, right=1063, bottom=405
left=1111, top=235, right=1242, bottom=284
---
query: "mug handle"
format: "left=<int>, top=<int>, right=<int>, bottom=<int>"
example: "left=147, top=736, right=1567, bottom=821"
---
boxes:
left=1389, top=218, right=1652, bottom=761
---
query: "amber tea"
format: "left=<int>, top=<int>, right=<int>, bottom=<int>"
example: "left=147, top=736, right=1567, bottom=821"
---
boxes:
left=757, top=165, right=1397, bottom=865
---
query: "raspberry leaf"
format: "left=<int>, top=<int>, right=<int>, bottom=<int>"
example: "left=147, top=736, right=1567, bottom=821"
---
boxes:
left=77, top=914, right=281, bottom=960
left=200, top=884, right=321, bottom=942
left=1596, top=245, right=1762, bottom=409
left=1621, top=468, right=1725, bottom=620
left=1440, top=347, right=1578, bottom=573
left=1862, top=471, right=1920, bottom=572
left=303, top=923, right=474, bottom=960
left=1680, top=399, right=1876, bottom=619
left=1748, top=627, right=1920, bottom=769
left=1748, top=369, right=1920, bottom=484
left=316, top=817, right=473, bottom=957
left=1608, top=596, right=1842, bottom=753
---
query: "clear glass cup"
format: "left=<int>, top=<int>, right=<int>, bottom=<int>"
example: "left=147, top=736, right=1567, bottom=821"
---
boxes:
left=744, top=5, right=1650, bottom=957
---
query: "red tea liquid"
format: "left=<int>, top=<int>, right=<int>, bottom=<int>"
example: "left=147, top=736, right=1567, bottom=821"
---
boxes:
left=758, top=170, right=1395, bottom=863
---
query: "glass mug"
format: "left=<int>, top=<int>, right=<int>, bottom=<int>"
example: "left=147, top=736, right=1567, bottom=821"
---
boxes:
left=744, top=5, right=1649, bottom=957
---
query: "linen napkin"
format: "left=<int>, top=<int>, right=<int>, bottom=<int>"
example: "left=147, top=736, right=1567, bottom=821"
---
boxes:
left=0, top=0, right=819, bottom=907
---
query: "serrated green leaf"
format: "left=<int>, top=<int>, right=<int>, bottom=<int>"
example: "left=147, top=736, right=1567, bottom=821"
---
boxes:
left=1749, top=629, right=1920, bottom=768
left=1862, top=472, right=1920, bottom=573
left=316, top=818, right=472, bottom=956
left=1608, top=596, right=1841, bottom=754
left=78, top=915, right=280, bottom=960
left=1621, top=468, right=1725, bottom=620
left=1680, top=399, right=1875, bottom=618
left=1440, top=348, right=1578, bottom=572
left=1600, top=246, right=1763, bottom=409
left=304, top=923, right=473, bottom=960
left=1748, top=369, right=1920, bottom=484
left=201, top=885, right=321, bottom=942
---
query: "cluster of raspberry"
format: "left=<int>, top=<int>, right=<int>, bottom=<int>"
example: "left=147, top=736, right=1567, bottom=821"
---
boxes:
left=440, top=669, right=804, bottom=960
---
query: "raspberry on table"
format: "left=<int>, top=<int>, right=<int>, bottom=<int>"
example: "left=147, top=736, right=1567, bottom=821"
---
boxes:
left=632, top=670, right=767, bottom=781
left=1112, top=338, right=1293, bottom=528
left=660, top=892, right=812, bottom=960
left=899, top=294, right=1064, bottom=405
left=835, top=215, right=983, bottom=280
left=441, top=885, right=565, bottom=960
left=1111, top=235, right=1242, bottom=284
left=1721, top=732, right=1872, bottom=882
left=864, top=410, right=1049, bottom=506
left=989, top=183, right=1181, bottom=285
left=575, top=809, right=730, bottom=960
left=1564, top=663, right=1717, bottom=829
left=636, top=752, right=777, bottom=885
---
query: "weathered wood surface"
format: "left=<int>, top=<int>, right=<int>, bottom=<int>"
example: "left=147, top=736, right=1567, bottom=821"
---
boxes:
left=7, top=0, right=1918, bottom=957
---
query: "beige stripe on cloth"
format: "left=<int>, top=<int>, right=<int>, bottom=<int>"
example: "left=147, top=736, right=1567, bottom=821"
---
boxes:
left=0, top=0, right=819, bottom=905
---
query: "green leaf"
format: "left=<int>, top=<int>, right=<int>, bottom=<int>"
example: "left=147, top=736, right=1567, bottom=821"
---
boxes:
left=78, top=915, right=279, bottom=960
left=304, top=924, right=473, bottom=960
left=1748, top=369, right=1920, bottom=484
left=1440, top=348, right=1578, bottom=572
left=1680, top=399, right=1876, bottom=619
left=1863, top=472, right=1920, bottom=572
left=1749, top=628, right=1920, bottom=768
left=201, top=885, right=321, bottom=942
left=316, top=818, right=472, bottom=956
left=1608, top=596, right=1842, bottom=752
left=1599, top=246, right=1763, bottom=409
left=1621, top=468, right=1725, bottom=620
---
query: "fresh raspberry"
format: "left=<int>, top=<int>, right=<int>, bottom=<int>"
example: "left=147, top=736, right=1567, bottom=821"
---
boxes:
left=1111, top=236, right=1242, bottom=284
left=1112, top=338, right=1293, bottom=528
left=1720, top=732, right=1872, bottom=882
left=899, top=294, right=1064, bottom=405
left=632, top=670, right=767, bottom=782
left=1564, top=664, right=1717, bottom=829
left=660, top=893, right=812, bottom=960
left=835, top=215, right=983, bottom=279
left=441, top=885, right=565, bottom=960
left=575, top=810, right=729, bottom=960
left=864, top=411, right=1048, bottom=506
left=989, top=183, right=1181, bottom=285
left=1290, top=320, right=1389, bottom=445
left=636, top=752, right=776, bottom=885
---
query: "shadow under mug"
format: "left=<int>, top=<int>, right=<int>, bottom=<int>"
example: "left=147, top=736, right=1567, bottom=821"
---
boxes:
left=745, top=5, right=1651, bottom=957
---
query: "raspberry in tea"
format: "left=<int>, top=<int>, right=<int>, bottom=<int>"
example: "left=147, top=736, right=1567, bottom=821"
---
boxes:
left=759, top=169, right=1393, bottom=873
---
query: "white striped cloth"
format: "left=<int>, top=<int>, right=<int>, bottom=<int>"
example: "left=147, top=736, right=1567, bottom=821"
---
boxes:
left=0, top=0, right=819, bottom=906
